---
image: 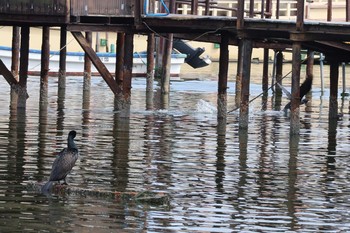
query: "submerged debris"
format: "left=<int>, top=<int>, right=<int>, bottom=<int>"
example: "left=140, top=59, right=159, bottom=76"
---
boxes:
left=27, top=182, right=170, bottom=205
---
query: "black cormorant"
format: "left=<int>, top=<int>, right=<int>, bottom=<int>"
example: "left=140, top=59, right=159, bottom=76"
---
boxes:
left=42, top=130, right=79, bottom=193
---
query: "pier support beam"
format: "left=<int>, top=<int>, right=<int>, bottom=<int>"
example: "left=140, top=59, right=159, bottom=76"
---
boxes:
left=58, top=26, right=67, bottom=90
left=123, top=33, right=134, bottom=101
left=290, top=42, right=302, bottom=135
left=146, top=33, right=155, bottom=110
left=329, top=60, right=339, bottom=119
left=115, top=32, right=125, bottom=91
left=40, top=26, right=50, bottom=106
left=161, top=33, right=173, bottom=94
left=84, top=32, right=92, bottom=91
left=11, top=26, right=20, bottom=79
left=235, top=44, right=243, bottom=107
left=274, top=50, right=283, bottom=110
left=239, top=39, right=253, bottom=129
left=18, top=26, right=30, bottom=109
left=262, top=48, right=269, bottom=110
left=218, top=32, right=229, bottom=119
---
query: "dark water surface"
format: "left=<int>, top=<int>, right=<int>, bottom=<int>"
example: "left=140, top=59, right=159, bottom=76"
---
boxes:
left=1, top=63, right=350, bottom=232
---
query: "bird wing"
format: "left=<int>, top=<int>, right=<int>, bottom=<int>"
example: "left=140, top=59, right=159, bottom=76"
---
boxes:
left=276, top=82, right=292, bottom=100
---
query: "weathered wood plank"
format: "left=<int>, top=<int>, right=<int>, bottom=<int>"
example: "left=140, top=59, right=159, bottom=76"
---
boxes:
left=71, top=31, right=120, bottom=95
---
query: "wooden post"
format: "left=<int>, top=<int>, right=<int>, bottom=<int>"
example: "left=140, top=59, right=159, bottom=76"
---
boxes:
left=205, top=0, right=210, bottom=15
left=161, top=33, right=173, bottom=94
left=123, top=33, right=134, bottom=100
left=11, top=26, right=20, bottom=80
left=262, top=48, right=269, bottom=110
left=115, top=32, right=125, bottom=89
left=262, top=48, right=269, bottom=92
left=290, top=42, right=302, bottom=135
left=235, top=42, right=243, bottom=107
left=327, top=0, right=332, bottom=21
left=146, top=33, right=155, bottom=110
left=239, top=39, right=253, bottom=129
left=296, top=0, right=304, bottom=31
left=306, top=50, right=314, bottom=81
left=249, top=0, right=255, bottom=17
left=346, top=0, right=350, bottom=22
left=218, top=32, right=229, bottom=119
left=40, top=26, right=50, bottom=105
left=275, top=51, right=283, bottom=95
left=329, top=61, right=339, bottom=119
left=237, top=0, right=245, bottom=29
left=276, top=0, right=280, bottom=19
left=58, top=26, right=67, bottom=89
left=84, top=32, right=92, bottom=91
left=191, top=0, right=199, bottom=15
left=18, top=26, right=30, bottom=109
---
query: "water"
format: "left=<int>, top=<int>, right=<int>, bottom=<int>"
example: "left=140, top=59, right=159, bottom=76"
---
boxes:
left=1, top=63, right=350, bottom=232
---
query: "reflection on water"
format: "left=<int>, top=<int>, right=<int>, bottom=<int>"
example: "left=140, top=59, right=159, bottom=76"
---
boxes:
left=1, top=63, right=350, bottom=232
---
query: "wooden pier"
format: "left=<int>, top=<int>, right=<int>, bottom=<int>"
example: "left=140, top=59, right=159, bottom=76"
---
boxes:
left=1, top=0, right=350, bottom=133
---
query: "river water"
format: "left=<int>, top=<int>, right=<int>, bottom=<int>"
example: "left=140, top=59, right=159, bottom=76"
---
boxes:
left=1, top=62, right=350, bottom=232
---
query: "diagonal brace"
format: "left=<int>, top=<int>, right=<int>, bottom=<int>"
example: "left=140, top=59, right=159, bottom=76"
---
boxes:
left=71, top=31, right=121, bottom=95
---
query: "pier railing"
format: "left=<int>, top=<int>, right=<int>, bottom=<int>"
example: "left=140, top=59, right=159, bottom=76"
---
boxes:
left=145, top=0, right=350, bottom=23
left=0, top=0, right=349, bottom=25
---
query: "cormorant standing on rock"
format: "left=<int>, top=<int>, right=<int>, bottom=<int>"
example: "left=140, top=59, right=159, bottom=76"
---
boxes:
left=277, top=77, right=312, bottom=113
left=42, top=130, right=79, bottom=193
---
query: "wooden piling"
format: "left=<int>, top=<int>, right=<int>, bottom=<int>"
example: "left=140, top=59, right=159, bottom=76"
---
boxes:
left=58, top=26, right=67, bottom=89
left=18, top=26, right=30, bottom=109
left=218, top=33, right=229, bottom=119
left=83, top=32, right=92, bottom=91
left=146, top=33, right=155, bottom=110
left=275, top=51, right=283, bottom=95
left=239, top=39, right=253, bottom=129
left=262, top=48, right=269, bottom=110
left=40, top=26, right=50, bottom=105
left=11, top=26, right=20, bottom=80
left=161, top=34, right=173, bottom=94
left=290, top=42, right=302, bottom=135
left=306, top=50, right=314, bottom=80
left=123, top=33, right=134, bottom=101
left=115, top=32, right=125, bottom=88
left=329, top=60, right=339, bottom=119
left=235, top=43, right=243, bottom=107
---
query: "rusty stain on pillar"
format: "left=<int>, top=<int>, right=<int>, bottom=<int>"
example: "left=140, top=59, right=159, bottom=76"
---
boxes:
left=84, top=32, right=92, bottom=91
left=329, top=60, right=339, bottom=119
left=290, top=42, right=302, bottom=135
left=146, top=33, right=155, bottom=110
left=58, top=26, right=67, bottom=90
left=218, top=32, right=229, bottom=119
left=239, top=39, right=253, bottom=129
left=40, top=26, right=50, bottom=105
left=18, top=26, right=30, bottom=109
